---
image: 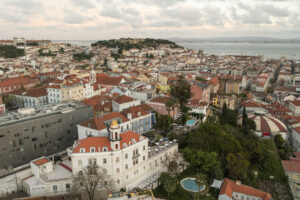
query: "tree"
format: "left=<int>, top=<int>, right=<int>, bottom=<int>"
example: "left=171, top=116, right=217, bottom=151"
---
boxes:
left=242, top=106, right=247, bottom=128
left=158, top=172, right=177, bottom=198
left=183, top=148, right=223, bottom=179
left=199, top=113, right=205, bottom=123
left=225, top=153, right=249, bottom=180
left=103, top=57, right=108, bottom=66
left=195, top=173, right=206, bottom=195
left=72, top=163, right=113, bottom=200
left=165, top=98, right=176, bottom=117
left=155, top=114, right=173, bottom=132
left=59, top=47, right=64, bottom=54
left=170, top=75, right=191, bottom=115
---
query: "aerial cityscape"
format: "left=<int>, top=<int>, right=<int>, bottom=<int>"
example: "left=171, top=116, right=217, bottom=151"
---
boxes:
left=0, top=0, right=300, bottom=200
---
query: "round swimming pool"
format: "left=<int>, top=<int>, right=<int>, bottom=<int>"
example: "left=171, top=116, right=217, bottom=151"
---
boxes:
left=186, top=120, right=196, bottom=126
left=180, top=177, right=205, bottom=192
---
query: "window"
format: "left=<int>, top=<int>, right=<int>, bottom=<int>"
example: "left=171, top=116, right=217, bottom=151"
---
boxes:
left=103, top=147, right=108, bottom=152
left=80, top=148, right=85, bottom=153
left=103, top=158, right=107, bottom=164
left=116, top=168, right=120, bottom=173
left=116, top=157, right=120, bottom=163
left=115, top=144, right=118, bottom=150
left=117, top=179, right=120, bottom=184
left=66, top=183, right=70, bottom=191
left=143, top=155, right=145, bottom=160
left=53, top=185, right=58, bottom=192
left=125, top=164, right=128, bottom=169
left=125, top=154, right=128, bottom=159
left=90, top=147, right=95, bottom=152
left=143, top=145, right=145, bottom=151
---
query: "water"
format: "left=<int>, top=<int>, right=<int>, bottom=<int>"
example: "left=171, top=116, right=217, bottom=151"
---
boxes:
left=55, top=40, right=300, bottom=60
left=177, top=42, right=300, bottom=59
left=180, top=178, right=205, bottom=192
left=186, top=120, right=196, bottom=126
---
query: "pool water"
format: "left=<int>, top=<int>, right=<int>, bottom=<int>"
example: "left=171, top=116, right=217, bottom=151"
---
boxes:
left=180, top=178, right=205, bottom=192
left=186, top=120, right=196, bottom=126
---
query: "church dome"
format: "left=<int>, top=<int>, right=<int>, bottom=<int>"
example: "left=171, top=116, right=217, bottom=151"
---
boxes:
left=110, top=119, right=119, bottom=129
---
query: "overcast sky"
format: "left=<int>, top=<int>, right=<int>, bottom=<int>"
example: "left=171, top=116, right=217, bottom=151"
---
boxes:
left=0, top=0, right=299, bottom=40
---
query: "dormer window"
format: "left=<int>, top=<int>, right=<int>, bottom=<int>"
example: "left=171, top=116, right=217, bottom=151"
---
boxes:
left=80, top=148, right=85, bottom=153
left=131, top=139, right=136, bottom=144
left=103, top=147, right=108, bottom=152
left=90, top=147, right=95, bottom=152
left=140, top=136, right=144, bottom=141
left=123, top=143, right=127, bottom=148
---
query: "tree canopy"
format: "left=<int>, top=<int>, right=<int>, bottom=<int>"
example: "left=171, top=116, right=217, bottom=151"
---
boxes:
left=0, top=45, right=25, bottom=58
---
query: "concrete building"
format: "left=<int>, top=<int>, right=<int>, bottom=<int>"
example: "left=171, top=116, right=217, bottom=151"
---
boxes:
left=0, top=102, right=93, bottom=169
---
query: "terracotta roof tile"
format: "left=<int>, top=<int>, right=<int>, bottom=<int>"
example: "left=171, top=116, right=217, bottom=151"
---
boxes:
left=33, top=158, right=50, bottom=166
left=80, top=112, right=128, bottom=130
left=219, top=178, right=271, bottom=200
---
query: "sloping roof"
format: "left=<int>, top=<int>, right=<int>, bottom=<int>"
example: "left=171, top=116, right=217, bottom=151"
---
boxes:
left=121, top=104, right=152, bottom=119
left=282, top=160, right=300, bottom=173
left=150, top=97, right=171, bottom=104
left=72, top=130, right=145, bottom=153
left=33, top=158, right=50, bottom=166
left=96, top=74, right=123, bottom=86
left=12, top=86, right=47, bottom=97
left=80, top=112, right=128, bottom=130
left=114, top=95, right=135, bottom=104
left=219, top=178, right=271, bottom=200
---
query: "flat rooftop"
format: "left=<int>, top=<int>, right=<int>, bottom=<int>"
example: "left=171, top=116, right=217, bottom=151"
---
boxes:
left=0, top=101, right=89, bottom=127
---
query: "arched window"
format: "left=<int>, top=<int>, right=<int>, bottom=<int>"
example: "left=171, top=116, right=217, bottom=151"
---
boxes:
left=115, top=132, right=118, bottom=139
left=115, top=144, right=119, bottom=150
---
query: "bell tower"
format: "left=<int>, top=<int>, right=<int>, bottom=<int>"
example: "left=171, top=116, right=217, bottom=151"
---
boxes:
left=109, top=120, right=121, bottom=151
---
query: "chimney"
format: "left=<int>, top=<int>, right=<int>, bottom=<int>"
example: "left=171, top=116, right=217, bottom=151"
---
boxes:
left=236, top=180, right=241, bottom=185
left=127, top=113, right=132, bottom=120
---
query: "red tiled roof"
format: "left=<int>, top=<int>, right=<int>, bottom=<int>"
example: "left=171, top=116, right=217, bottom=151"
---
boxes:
left=96, top=74, right=123, bottom=86
left=0, top=77, right=31, bottom=88
left=282, top=160, right=300, bottom=173
left=114, top=95, right=135, bottom=104
left=121, top=104, right=152, bottom=119
left=12, top=86, right=47, bottom=97
left=33, top=158, right=50, bottom=166
left=72, top=130, right=144, bottom=153
left=219, top=178, right=271, bottom=200
left=80, top=112, right=128, bottom=130
left=290, top=100, right=300, bottom=107
left=150, top=97, right=171, bottom=104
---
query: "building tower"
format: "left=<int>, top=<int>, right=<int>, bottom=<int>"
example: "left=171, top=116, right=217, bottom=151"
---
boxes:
left=109, top=120, right=121, bottom=151
left=90, top=68, right=96, bottom=84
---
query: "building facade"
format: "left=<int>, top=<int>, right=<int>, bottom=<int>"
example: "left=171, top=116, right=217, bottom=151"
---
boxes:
left=0, top=102, right=93, bottom=169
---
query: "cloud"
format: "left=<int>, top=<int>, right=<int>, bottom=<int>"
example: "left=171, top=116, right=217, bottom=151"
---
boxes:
left=63, top=10, right=92, bottom=24
left=258, top=4, right=289, bottom=17
left=70, top=0, right=94, bottom=9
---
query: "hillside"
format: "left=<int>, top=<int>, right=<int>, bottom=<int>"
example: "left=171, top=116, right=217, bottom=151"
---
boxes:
left=91, top=38, right=182, bottom=49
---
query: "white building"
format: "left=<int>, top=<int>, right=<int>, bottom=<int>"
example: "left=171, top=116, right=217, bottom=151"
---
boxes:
left=23, top=120, right=178, bottom=197
left=288, top=100, right=300, bottom=116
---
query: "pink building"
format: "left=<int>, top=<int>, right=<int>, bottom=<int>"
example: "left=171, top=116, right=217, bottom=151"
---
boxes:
left=190, top=81, right=210, bottom=102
